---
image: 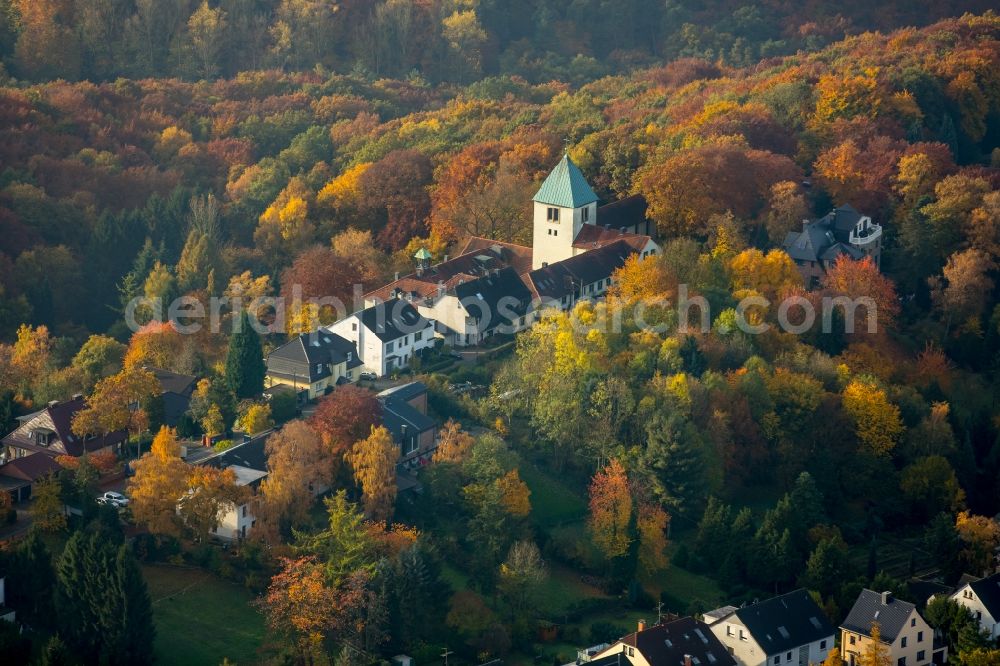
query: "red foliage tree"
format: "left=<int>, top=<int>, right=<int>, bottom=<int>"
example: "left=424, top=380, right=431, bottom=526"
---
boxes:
left=356, top=149, right=434, bottom=250
left=309, top=384, right=383, bottom=458
left=280, top=246, right=365, bottom=314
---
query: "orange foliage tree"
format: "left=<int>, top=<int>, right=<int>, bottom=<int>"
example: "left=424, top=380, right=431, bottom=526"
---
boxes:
left=588, top=459, right=633, bottom=561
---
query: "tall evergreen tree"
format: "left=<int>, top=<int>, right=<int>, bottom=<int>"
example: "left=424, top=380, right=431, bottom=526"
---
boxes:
left=56, top=531, right=155, bottom=664
left=639, top=414, right=706, bottom=517
left=225, top=309, right=265, bottom=399
left=7, top=529, right=56, bottom=627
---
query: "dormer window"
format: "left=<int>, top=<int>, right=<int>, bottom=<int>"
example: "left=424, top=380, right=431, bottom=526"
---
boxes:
left=315, top=363, right=323, bottom=374
left=547, top=207, right=559, bottom=222
left=346, top=352, right=352, bottom=361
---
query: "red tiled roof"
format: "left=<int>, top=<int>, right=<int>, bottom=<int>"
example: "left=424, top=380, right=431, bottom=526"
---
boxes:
left=0, top=452, right=62, bottom=482
left=364, top=242, right=533, bottom=302
left=458, top=237, right=534, bottom=275
left=573, top=225, right=652, bottom=252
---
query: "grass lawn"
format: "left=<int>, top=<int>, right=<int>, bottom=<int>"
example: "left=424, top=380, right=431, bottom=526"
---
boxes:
left=143, top=564, right=266, bottom=666
left=519, top=461, right=587, bottom=528
left=540, top=564, right=608, bottom=615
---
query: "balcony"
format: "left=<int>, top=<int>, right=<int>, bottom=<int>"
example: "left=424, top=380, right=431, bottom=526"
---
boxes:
left=850, top=224, right=882, bottom=246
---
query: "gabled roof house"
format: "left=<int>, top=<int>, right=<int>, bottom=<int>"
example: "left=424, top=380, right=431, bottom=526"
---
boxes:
left=705, top=589, right=835, bottom=666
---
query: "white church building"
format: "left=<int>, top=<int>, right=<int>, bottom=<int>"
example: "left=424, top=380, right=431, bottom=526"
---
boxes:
left=342, top=155, right=661, bottom=370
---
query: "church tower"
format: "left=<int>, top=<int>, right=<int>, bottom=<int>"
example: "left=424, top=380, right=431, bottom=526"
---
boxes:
left=531, top=154, right=599, bottom=270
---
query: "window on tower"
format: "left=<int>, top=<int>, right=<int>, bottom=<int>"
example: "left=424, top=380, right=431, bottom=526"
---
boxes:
left=583, top=207, right=589, bottom=222
left=547, top=207, right=559, bottom=221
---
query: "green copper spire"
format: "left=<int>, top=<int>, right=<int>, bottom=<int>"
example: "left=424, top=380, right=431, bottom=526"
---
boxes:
left=532, top=154, right=599, bottom=208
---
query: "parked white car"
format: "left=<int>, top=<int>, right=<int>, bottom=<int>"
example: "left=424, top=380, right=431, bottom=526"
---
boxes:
left=97, top=491, right=129, bottom=508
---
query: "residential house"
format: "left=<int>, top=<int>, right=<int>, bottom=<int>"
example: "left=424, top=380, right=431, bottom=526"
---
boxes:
left=365, top=253, right=534, bottom=347
left=782, top=204, right=883, bottom=287
left=200, top=432, right=270, bottom=541
left=0, top=577, right=13, bottom=623
left=594, top=616, right=738, bottom=666
left=1, top=396, right=127, bottom=463
left=841, top=590, right=947, bottom=666
left=0, top=396, right=127, bottom=502
left=704, top=589, right=835, bottom=666
left=145, top=366, right=196, bottom=427
left=377, top=382, right=437, bottom=466
left=949, top=572, right=1000, bottom=640
left=0, top=451, right=62, bottom=502
left=525, top=239, right=638, bottom=311
left=265, top=331, right=362, bottom=399
left=327, top=298, right=436, bottom=377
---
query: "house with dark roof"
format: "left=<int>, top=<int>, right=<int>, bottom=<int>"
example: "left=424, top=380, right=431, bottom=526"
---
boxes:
left=377, top=382, right=436, bottom=466
left=950, top=572, right=1000, bottom=640
left=265, top=331, right=362, bottom=399
left=705, top=589, right=835, bottom=666
left=0, top=396, right=127, bottom=502
left=593, top=616, right=737, bottom=666
left=782, top=204, right=883, bottom=287
left=0, top=451, right=63, bottom=502
left=145, top=367, right=197, bottom=427
left=0, top=396, right=127, bottom=464
left=328, top=298, right=436, bottom=377
left=199, top=432, right=270, bottom=540
left=526, top=238, right=638, bottom=309
left=841, top=590, right=946, bottom=666
left=365, top=251, right=534, bottom=347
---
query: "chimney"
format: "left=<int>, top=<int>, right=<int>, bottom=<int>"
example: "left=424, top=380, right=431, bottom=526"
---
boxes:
left=637, top=619, right=646, bottom=633
left=71, top=393, right=83, bottom=400
left=685, top=656, right=693, bottom=666
left=881, top=591, right=892, bottom=605
left=444, top=254, right=449, bottom=262
left=394, top=271, right=400, bottom=281
left=47, top=400, right=59, bottom=408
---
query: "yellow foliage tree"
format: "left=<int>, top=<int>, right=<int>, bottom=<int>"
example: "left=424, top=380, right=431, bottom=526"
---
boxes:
left=202, top=404, right=226, bottom=438
left=317, top=162, right=371, bottom=211
left=10, top=323, right=53, bottom=393
left=495, top=469, right=531, bottom=517
left=239, top=403, right=273, bottom=435
left=349, top=426, right=398, bottom=526
left=31, top=475, right=67, bottom=532
left=432, top=419, right=475, bottom=464
left=128, top=427, right=191, bottom=536
left=842, top=378, right=903, bottom=456
left=860, top=623, right=891, bottom=666
left=956, top=511, right=1000, bottom=575
left=71, top=366, right=161, bottom=441
left=729, top=248, right=801, bottom=301
left=814, top=69, right=882, bottom=125
left=637, top=503, right=670, bottom=577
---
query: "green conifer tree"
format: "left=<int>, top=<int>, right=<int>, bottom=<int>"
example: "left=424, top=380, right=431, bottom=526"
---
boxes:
left=225, top=309, right=265, bottom=399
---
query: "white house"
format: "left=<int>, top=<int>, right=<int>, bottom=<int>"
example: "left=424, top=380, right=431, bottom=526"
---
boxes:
left=198, top=433, right=271, bottom=541
left=209, top=464, right=266, bottom=541
left=0, top=576, right=14, bottom=623
left=705, top=589, right=835, bottom=666
left=950, top=573, right=1000, bottom=640
left=593, top=616, right=737, bottom=666
left=327, top=298, right=436, bottom=377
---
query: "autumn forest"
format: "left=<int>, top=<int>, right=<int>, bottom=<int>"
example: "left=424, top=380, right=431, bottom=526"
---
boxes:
left=1, top=1, right=1000, bottom=665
